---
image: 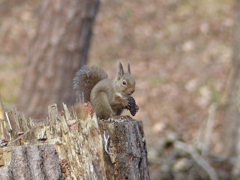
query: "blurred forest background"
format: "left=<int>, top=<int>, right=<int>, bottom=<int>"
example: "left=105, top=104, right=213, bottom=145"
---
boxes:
left=0, top=0, right=236, bottom=179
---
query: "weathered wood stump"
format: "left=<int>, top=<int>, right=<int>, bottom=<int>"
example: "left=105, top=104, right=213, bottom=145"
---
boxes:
left=0, top=103, right=149, bottom=179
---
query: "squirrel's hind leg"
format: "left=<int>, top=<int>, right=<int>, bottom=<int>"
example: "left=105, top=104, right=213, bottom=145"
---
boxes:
left=91, top=92, right=114, bottom=119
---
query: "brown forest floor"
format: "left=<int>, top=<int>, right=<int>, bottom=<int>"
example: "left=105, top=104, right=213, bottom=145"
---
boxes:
left=0, top=0, right=235, bottom=179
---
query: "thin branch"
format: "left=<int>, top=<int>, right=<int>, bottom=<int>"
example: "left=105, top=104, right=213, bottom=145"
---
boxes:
left=202, top=103, right=217, bottom=156
left=7, top=126, right=37, bottom=147
left=174, top=141, right=219, bottom=180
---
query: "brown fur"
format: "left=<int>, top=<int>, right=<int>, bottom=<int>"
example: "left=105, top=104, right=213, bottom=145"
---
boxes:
left=73, top=62, right=136, bottom=119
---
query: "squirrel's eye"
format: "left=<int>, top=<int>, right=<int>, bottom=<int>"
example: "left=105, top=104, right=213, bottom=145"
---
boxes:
left=122, top=80, right=127, bottom=85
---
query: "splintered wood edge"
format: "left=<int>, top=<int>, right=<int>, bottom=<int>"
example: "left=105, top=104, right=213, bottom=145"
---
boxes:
left=0, top=104, right=149, bottom=179
left=0, top=95, right=4, bottom=120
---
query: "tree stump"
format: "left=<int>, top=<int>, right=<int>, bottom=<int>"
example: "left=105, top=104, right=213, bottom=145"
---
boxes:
left=0, top=103, right=149, bottom=179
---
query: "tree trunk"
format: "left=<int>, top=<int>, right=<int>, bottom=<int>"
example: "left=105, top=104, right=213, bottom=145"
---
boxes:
left=0, top=103, right=150, bottom=179
left=222, top=0, right=240, bottom=158
left=8, top=145, right=62, bottom=180
left=221, top=1, right=240, bottom=178
left=17, top=0, right=100, bottom=119
left=99, top=119, right=149, bottom=179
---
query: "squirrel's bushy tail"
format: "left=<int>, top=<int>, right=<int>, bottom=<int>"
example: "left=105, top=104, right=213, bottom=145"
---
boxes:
left=73, top=65, right=108, bottom=103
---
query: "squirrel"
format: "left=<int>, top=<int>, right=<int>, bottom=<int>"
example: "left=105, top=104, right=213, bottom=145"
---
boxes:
left=73, top=62, right=139, bottom=119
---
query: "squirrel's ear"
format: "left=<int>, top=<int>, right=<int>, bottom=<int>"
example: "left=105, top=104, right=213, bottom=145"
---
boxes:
left=117, top=62, right=124, bottom=80
left=128, top=62, right=131, bottom=74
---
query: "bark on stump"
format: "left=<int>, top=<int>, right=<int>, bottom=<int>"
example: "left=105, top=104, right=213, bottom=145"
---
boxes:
left=0, top=103, right=149, bottom=179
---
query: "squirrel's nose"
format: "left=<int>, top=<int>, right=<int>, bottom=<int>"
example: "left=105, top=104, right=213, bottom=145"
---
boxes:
left=127, top=90, right=135, bottom=96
